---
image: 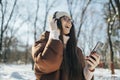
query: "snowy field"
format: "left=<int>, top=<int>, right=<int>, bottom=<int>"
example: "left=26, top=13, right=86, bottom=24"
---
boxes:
left=0, top=64, right=35, bottom=80
left=0, top=64, right=120, bottom=80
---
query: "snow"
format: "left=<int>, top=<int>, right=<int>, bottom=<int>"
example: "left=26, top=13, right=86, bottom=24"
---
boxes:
left=94, top=68, right=120, bottom=80
left=0, top=64, right=35, bottom=80
left=0, top=64, right=120, bottom=80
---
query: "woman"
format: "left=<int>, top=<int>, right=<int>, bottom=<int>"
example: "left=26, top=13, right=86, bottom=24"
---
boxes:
left=32, top=11, right=100, bottom=80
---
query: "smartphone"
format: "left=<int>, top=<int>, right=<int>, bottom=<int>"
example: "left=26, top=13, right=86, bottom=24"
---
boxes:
left=90, top=41, right=104, bottom=60
left=92, top=41, right=104, bottom=52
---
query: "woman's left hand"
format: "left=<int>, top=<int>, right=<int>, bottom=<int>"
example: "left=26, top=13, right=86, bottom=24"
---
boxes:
left=85, top=52, right=100, bottom=71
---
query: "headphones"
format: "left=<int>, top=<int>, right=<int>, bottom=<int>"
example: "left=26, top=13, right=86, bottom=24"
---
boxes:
left=52, top=11, right=61, bottom=29
left=53, top=11, right=58, bottom=19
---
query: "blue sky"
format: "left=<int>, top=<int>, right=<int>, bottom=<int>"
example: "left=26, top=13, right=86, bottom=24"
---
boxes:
left=4, top=0, right=108, bottom=54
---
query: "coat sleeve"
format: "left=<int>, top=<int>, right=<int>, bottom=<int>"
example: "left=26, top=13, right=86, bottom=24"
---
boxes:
left=32, top=39, right=63, bottom=74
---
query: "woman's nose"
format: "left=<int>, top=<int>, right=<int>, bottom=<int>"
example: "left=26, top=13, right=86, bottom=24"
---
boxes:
left=67, top=22, right=72, bottom=27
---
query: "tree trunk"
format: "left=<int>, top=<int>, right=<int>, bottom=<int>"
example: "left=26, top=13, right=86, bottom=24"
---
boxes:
left=107, top=23, right=115, bottom=74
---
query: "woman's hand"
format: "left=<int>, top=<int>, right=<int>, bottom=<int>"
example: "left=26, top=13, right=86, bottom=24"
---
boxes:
left=85, top=52, right=100, bottom=71
left=49, top=19, right=60, bottom=40
left=50, top=19, right=60, bottom=32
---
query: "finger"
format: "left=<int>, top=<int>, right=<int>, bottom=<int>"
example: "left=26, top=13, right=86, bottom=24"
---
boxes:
left=95, top=54, right=101, bottom=63
left=93, top=53, right=100, bottom=62
left=54, top=20, right=57, bottom=25
left=50, top=20, right=53, bottom=26
left=91, top=54, right=100, bottom=64
left=52, top=18, right=55, bottom=21
left=94, top=53, right=100, bottom=58
left=90, top=54, right=98, bottom=61
left=88, top=57, right=97, bottom=65
left=50, top=19, right=57, bottom=30
left=50, top=19, right=56, bottom=24
left=86, top=60, right=94, bottom=67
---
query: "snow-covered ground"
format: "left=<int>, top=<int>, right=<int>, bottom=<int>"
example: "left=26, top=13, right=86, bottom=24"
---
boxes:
left=94, top=68, right=120, bottom=80
left=0, top=64, right=120, bottom=80
left=0, top=64, right=35, bottom=80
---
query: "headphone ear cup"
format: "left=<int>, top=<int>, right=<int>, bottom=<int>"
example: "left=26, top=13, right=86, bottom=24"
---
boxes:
left=53, top=14, right=56, bottom=19
left=57, top=19, right=61, bottom=29
left=53, top=11, right=58, bottom=19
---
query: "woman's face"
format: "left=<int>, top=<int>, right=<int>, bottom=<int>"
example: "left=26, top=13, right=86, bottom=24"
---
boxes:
left=61, top=16, right=72, bottom=35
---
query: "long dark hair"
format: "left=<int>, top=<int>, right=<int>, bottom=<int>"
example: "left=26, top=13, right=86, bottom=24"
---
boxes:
left=56, top=16, right=85, bottom=80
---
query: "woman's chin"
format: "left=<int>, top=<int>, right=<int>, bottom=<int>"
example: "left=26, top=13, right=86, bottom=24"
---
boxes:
left=64, top=32, right=70, bottom=35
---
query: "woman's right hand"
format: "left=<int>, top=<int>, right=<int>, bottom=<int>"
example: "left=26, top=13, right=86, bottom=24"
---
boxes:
left=50, top=19, right=58, bottom=30
left=49, top=19, right=60, bottom=40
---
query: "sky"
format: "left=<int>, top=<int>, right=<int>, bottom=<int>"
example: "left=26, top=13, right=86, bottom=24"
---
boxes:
left=13, top=0, right=69, bottom=45
left=3, top=0, right=109, bottom=54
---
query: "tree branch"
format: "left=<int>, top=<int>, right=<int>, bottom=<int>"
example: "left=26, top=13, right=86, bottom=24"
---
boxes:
left=110, top=0, right=116, bottom=14
left=77, top=0, right=92, bottom=40
left=3, top=0, right=17, bottom=33
left=33, top=0, right=39, bottom=41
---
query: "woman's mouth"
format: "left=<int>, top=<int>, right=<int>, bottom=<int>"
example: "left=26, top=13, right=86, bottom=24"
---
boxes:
left=65, top=26, right=69, bottom=28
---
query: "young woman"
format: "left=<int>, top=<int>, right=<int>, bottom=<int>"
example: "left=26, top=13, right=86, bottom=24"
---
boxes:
left=32, top=11, right=100, bottom=80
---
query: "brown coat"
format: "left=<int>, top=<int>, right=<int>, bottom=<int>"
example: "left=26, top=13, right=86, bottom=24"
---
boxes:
left=32, top=31, right=85, bottom=80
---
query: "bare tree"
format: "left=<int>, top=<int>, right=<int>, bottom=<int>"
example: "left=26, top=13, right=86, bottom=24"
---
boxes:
left=25, top=26, right=29, bottom=65
left=0, top=0, right=2, bottom=4
left=66, top=0, right=92, bottom=41
left=66, top=0, right=77, bottom=19
left=32, top=0, right=40, bottom=70
left=77, top=0, right=92, bottom=40
left=34, top=0, right=39, bottom=41
left=114, top=0, right=120, bottom=20
left=0, top=0, right=18, bottom=62
left=43, top=0, right=57, bottom=31
left=104, top=0, right=120, bottom=74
